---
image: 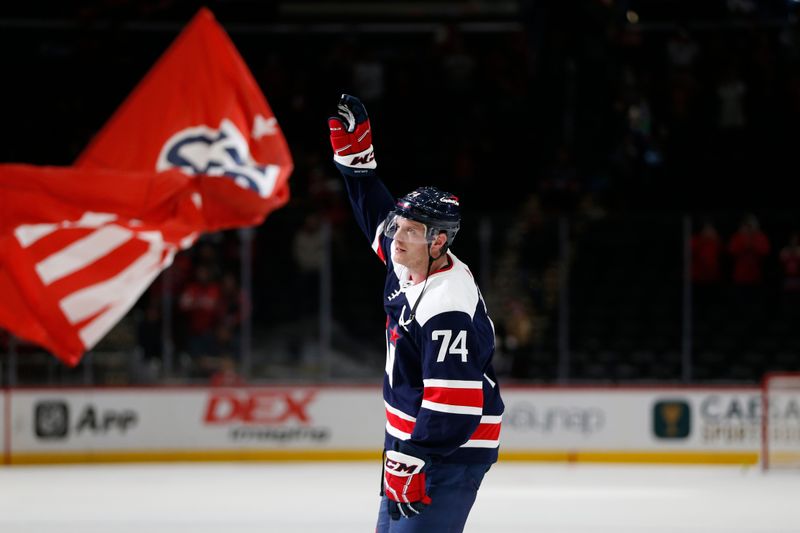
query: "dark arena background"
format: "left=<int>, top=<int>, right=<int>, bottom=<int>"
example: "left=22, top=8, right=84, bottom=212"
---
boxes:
left=3, top=0, right=800, bottom=385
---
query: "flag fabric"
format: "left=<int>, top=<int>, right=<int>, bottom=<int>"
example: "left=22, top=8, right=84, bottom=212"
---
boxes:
left=0, top=8, right=293, bottom=366
left=76, top=7, right=293, bottom=195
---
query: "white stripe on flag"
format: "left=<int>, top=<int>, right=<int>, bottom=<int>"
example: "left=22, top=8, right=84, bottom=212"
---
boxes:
left=14, top=223, right=58, bottom=248
left=35, top=225, right=133, bottom=285
left=76, top=244, right=170, bottom=349
left=72, top=212, right=119, bottom=228
left=59, top=234, right=166, bottom=326
left=15, top=212, right=120, bottom=248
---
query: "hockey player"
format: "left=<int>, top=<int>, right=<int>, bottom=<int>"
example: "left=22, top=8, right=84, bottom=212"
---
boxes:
left=328, top=94, right=504, bottom=532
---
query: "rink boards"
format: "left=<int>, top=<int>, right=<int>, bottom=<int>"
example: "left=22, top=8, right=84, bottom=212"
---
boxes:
left=1, top=384, right=787, bottom=465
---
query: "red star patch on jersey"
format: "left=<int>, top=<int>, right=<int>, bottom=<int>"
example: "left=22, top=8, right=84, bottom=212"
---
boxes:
left=389, top=325, right=402, bottom=346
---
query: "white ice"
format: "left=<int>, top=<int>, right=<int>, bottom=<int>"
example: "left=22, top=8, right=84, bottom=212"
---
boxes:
left=0, top=462, right=796, bottom=533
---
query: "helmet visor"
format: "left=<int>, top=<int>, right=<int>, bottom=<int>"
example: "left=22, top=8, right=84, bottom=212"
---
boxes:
left=383, top=213, right=435, bottom=244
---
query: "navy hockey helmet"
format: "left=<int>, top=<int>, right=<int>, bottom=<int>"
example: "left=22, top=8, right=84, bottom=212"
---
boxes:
left=384, top=186, right=461, bottom=246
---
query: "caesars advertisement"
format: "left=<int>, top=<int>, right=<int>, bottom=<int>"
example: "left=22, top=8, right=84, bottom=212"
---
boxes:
left=500, top=388, right=769, bottom=450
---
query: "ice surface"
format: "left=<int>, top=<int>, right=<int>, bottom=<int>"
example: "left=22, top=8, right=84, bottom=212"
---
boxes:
left=0, top=462, right=795, bottom=533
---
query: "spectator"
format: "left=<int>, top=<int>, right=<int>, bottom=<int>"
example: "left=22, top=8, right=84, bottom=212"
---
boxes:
left=539, top=144, right=581, bottom=212
left=291, top=213, right=324, bottom=319
left=727, top=214, right=770, bottom=316
left=779, top=232, right=800, bottom=317
left=353, top=49, right=385, bottom=104
left=717, top=64, right=748, bottom=133
left=136, top=296, right=162, bottom=360
left=215, top=272, right=250, bottom=359
left=666, top=28, right=699, bottom=71
left=286, top=213, right=325, bottom=359
left=178, top=264, right=223, bottom=361
left=691, top=219, right=723, bottom=315
left=503, top=298, right=536, bottom=379
left=436, top=25, right=477, bottom=98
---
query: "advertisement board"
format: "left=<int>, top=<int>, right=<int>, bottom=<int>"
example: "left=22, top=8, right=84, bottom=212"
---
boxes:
left=9, top=387, right=385, bottom=463
left=3, top=386, right=769, bottom=465
left=499, top=388, right=762, bottom=463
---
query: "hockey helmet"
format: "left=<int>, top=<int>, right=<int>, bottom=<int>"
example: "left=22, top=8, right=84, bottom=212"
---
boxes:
left=383, top=186, right=461, bottom=246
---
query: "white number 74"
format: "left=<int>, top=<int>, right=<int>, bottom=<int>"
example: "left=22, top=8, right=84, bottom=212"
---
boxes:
left=432, top=330, right=468, bottom=362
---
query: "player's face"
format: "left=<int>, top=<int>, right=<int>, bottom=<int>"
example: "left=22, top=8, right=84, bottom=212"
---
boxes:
left=391, top=217, right=430, bottom=270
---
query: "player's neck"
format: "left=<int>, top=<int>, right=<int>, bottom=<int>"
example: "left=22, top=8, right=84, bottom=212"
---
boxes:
left=410, top=253, right=450, bottom=285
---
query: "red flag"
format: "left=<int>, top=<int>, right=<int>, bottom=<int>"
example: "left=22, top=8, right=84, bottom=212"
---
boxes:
left=76, top=8, right=292, bottom=191
left=0, top=8, right=293, bottom=365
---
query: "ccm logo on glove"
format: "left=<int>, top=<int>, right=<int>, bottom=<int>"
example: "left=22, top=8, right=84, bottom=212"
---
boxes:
left=385, top=452, right=424, bottom=475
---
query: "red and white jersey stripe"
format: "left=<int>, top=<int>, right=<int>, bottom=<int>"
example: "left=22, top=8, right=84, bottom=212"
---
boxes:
left=385, top=402, right=415, bottom=440
left=421, top=378, right=483, bottom=416
left=385, top=401, right=501, bottom=449
left=460, top=415, right=502, bottom=448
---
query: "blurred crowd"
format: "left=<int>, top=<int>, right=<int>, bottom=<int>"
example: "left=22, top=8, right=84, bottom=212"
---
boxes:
left=691, top=214, right=800, bottom=321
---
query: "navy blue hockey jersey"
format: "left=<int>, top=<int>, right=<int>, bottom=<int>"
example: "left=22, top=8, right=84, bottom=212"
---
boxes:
left=342, top=174, right=504, bottom=465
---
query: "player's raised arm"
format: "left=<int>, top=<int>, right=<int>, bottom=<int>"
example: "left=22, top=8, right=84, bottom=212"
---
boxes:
left=328, top=94, right=395, bottom=261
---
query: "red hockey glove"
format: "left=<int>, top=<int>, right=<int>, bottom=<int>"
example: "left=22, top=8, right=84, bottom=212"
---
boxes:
left=328, top=94, right=376, bottom=176
left=383, top=449, right=431, bottom=520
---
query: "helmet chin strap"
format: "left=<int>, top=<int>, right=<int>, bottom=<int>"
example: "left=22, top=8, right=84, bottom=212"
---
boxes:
left=404, top=241, right=447, bottom=329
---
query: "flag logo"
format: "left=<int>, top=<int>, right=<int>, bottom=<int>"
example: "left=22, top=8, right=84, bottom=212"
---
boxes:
left=156, top=118, right=281, bottom=198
